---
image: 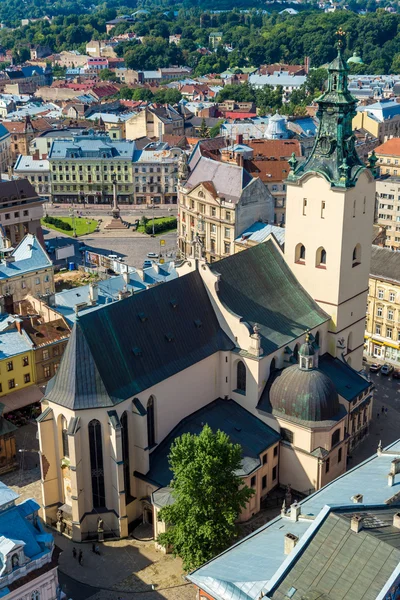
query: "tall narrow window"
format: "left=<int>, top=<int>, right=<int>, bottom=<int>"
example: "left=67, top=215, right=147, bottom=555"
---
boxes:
left=236, top=361, right=246, bottom=393
left=315, top=331, right=320, bottom=347
left=121, top=411, right=131, bottom=500
left=147, top=396, right=156, bottom=448
left=61, top=416, right=69, bottom=458
left=295, top=243, right=306, bottom=263
left=363, top=196, right=366, bottom=214
left=302, top=198, right=307, bottom=215
left=352, top=244, right=361, bottom=266
left=293, top=344, right=299, bottom=361
left=321, top=200, right=326, bottom=218
left=353, top=199, right=356, bottom=217
left=88, top=420, right=105, bottom=508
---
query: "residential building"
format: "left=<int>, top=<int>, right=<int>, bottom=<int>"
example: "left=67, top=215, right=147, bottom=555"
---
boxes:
left=51, top=51, right=90, bottom=68
left=3, top=116, right=52, bottom=162
left=37, top=41, right=376, bottom=543
left=353, top=99, right=400, bottom=143
left=209, top=32, right=223, bottom=48
left=0, top=97, right=15, bottom=118
left=0, top=123, right=11, bottom=175
left=29, top=127, right=88, bottom=156
left=221, top=136, right=302, bottom=225
left=48, top=134, right=135, bottom=204
left=13, top=155, right=51, bottom=202
left=86, top=40, right=117, bottom=58
left=0, top=180, right=45, bottom=246
left=106, top=16, right=134, bottom=33
left=0, top=403, right=17, bottom=473
left=366, top=245, right=400, bottom=364
left=0, top=233, right=54, bottom=311
left=249, top=72, right=307, bottom=102
left=189, top=439, right=400, bottom=600
left=133, top=141, right=182, bottom=205
left=22, top=304, right=70, bottom=387
left=375, top=176, right=400, bottom=250
left=86, top=57, right=109, bottom=72
left=374, top=137, right=400, bottom=176
left=0, top=317, right=36, bottom=408
left=178, top=156, right=274, bottom=261
left=125, top=104, right=185, bottom=140
left=0, top=482, right=59, bottom=600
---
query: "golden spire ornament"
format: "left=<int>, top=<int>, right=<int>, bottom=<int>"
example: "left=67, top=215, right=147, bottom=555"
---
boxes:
left=335, top=27, right=346, bottom=48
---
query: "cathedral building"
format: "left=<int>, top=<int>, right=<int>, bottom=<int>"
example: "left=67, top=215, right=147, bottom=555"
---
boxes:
left=37, top=41, right=376, bottom=542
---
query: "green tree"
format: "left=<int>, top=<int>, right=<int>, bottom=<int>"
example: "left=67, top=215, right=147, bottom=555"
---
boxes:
left=198, top=118, right=210, bottom=138
left=209, top=119, right=224, bottom=138
left=158, top=425, right=254, bottom=570
left=99, top=68, right=117, bottom=81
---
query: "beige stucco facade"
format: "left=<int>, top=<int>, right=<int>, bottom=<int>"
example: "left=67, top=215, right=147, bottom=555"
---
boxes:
left=366, top=274, right=400, bottom=364
left=284, top=170, right=375, bottom=372
left=178, top=178, right=274, bottom=261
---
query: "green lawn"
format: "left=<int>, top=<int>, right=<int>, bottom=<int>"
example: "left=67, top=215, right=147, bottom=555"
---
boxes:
left=41, top=216, right=99, bottom=237
left=137, top=216, right=177, bottom=235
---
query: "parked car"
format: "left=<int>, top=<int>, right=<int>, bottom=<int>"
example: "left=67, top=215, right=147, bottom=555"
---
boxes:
left=392, top=369, right=400, bottom=379
left=369, top=363, right=382, bottom=372
left=362, top=356, right=368, bottom=363
left=147, top=252, right=159, bottom=258
left=143, top=260, right=153, bottom=269
left=381, top=363, right=394, bottom=375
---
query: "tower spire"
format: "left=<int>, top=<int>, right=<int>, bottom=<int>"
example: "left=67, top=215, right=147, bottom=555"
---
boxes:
left=288, top=30, right=366, bottom=188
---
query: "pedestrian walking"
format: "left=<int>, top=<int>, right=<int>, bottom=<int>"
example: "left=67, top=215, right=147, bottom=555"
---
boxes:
left=78, top=550, right=83, bottom=566
left=377, top=413, right=380, bottom=419
left=381, top=406, right=385, bottom=414
left=385, top=407, right=388, bottom=416
left=72, top=547, right=77, bottom=559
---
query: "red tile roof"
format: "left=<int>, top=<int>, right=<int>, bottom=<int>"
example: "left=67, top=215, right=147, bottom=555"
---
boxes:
left=374, top=138, right=400, bottom=157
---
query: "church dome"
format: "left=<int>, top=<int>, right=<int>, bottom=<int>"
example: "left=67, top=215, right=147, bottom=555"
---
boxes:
left=265, top=112, right=289, bottom=140
left=347, top=52, right=364, bottom=65
left=269, top=365, right=340, bottom=422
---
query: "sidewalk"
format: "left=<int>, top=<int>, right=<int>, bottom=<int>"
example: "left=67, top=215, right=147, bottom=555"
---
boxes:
left=53, top=528, right=195, bottom=600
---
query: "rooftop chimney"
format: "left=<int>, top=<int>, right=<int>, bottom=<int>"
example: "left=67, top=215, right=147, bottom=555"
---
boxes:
left=351, top=515, right=363, bottom=533
left=236, top=133, right=243, bottom=145
left=88, top=282, right=98, bottom=305
left=351, top=494, right=363, bottom=504
left=290, top=501, right=301, bottom=522
left=284, top=532, right=299, bottom=555
left=393, top=512, right=400, bottom=529
left=122, top=270, right=130, bottom=285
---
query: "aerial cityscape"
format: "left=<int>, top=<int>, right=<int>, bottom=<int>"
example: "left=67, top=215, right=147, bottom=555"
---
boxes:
left=0, top=1, right=400, bottom=599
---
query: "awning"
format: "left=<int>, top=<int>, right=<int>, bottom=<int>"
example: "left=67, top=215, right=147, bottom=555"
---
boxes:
left=372, top=340, right=384, bottom=346
left=2, top=386, right=44, bottom=413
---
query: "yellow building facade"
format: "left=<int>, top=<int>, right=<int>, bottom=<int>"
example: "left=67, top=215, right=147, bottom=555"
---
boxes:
left=366, top=245, right=400, bottom=364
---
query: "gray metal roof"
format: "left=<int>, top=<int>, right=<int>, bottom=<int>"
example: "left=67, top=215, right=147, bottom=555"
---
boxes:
left=185, top=156, right=253, bottom=204
left=270, top=509, right=400, bottom=600
left=45, top=270, right=233, bottom=410
left=370, top=245, right=400, bottom=284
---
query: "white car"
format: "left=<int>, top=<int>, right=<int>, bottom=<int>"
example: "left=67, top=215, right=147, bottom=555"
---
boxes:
left=147, top=252, right=159, bottom=258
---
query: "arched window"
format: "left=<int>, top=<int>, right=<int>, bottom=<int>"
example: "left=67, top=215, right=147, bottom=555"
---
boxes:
left=11, top=554, right=19, bottom=568
left=270, top=358, right=276, bottom=374
left=236, top=361, right=246, bottom=393
left=295, top=243, right=306, bottom=263
left=316, top=247, right=326, bottom=267
left=121, top=412, right=131, bottom=501
left=147, top=396, right=156, bottom=448
left=293, top=344, right=299, bottom=361
left=352, top=244, right=361, bottom=267
left=61, top=416, right=69, bottom=458
left=331, top=429, right=340, bottom=447
left=347, top=331, right=353, bottom=352
left=315, top=331, right=320, bottom=348
left=31, top=592, right=40, bottom=600
left=88, top=420, right=105, bottom=508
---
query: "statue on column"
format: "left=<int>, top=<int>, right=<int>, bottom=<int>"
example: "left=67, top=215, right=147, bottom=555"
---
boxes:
left=97, top=516, right=104, bottom=542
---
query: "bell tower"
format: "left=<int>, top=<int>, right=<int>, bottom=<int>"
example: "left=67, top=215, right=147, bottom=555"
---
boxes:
left=284, top=29, right=377, bottom=370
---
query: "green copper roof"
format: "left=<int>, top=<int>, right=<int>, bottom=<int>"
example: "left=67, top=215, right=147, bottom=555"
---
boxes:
left=347, top=52, right=364, bottom=65
left=288, top=45, right=366, bottom=188
left=210, top=240, right=329, bottom=355
left=45, top=270, right=233, bottom=410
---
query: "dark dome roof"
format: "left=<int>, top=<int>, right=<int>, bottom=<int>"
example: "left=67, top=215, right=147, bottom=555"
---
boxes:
left=269, top=365, right=340, bottom=422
